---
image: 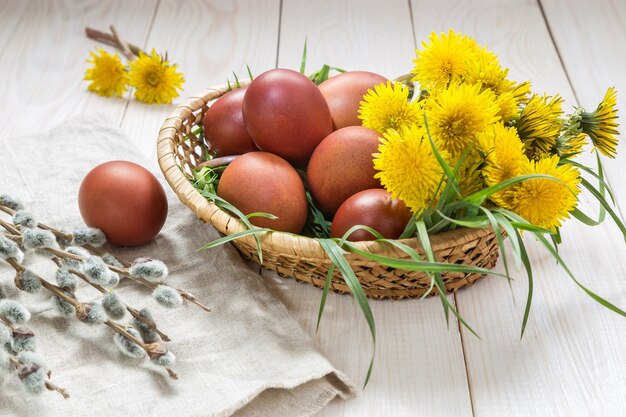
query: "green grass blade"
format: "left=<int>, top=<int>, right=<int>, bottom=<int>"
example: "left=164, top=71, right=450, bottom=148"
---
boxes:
left=416, top=221, right=449, bottom=324
left=435, top=210, right=491, bottom=228
left=245, top=212, right=279, bottom=220
left=319, top=239, right=376, bottom=388
left=465, top=174, right=561, bottom=205
left=572, top=207, right=604, bottom=226
left=196, top=228, right=272, bottom=251
left=246, top=64, right=254, bottom=81
left=423, top=115, right=463, bottom=198
left=232, top=71, right=241, bottom=88
left=316, top=262, right=335, bottom=332
left=516, top=229, right=534, bottom=339
left=580, top=177, right=626, bottom=242
left=562, top=157, right=615, bottom=205
left=300, top=37, right=308, bottom=74
left=478, top=207, right=512, bottom=291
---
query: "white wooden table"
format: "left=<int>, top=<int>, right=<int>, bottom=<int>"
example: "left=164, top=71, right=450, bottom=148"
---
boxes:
left=2, top=1, right=626, bottom=415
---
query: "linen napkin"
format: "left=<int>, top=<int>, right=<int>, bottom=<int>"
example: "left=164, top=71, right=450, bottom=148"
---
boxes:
left=0, top=115, right=356, bottom=416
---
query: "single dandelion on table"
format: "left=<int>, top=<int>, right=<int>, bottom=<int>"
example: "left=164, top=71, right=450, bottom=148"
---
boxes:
left=373, top=124, right=447, bottom=214
left=84, top=48, right=128, bottom=97
left=128, top=49, right=184, bottom=104
left=358, top=81, right=422, bottom=134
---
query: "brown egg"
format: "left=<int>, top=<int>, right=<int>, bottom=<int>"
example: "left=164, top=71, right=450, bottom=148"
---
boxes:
left=331, top=189, right=412, bottom=241
left=242, top=68, right=332, bottom=166
left=217, top=152, right=308, bottom=233
left=78, top=161, right=168, bottom=247
left=307, top=126, right=382, bottom=215
left=319, top=71, right=388, bottom=130
left=203, top=86, right=258, bottom=157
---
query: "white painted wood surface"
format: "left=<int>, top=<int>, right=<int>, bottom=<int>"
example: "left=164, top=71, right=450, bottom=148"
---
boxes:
left=1, top=0, right=626, bottom=416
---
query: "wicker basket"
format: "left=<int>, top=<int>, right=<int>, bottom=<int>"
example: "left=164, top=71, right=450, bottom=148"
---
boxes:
left=157, top=80, right=500, bottom=300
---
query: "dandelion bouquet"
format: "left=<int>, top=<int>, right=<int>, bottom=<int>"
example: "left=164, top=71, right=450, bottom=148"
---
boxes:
left=164, top=30, right=622, bottom=386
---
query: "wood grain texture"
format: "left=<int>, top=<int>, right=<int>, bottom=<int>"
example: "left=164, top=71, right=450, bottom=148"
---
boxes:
left=275, top=1, right=473, bottom=416
left=0, top=0, right=158, bottom=136
left=409, top=0, right=626, bottom=415
left=120, top=0, right=280, bottom=166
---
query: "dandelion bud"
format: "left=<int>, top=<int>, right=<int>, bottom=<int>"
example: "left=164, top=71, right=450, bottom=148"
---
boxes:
left=129, top=258, right=168, bottom=282
left=53, top=290, right=76, bottom=316
left=102, top=292, right=126, bottom=320
left=152, top=285, right=182, bottom=308
left=72, top=227, right=107, bottom=247
left=11, top=327, right=35, bottom=352
left=102, top=253, right=124, bottom=268
left=12, top=210, right=37, bottom=229
left=62, top=246, right=90, bottom=272
left=0, top=299, right=31, bottom=324
left=0, top=194, right=24, bottom=210
left=75, top=303, right=107, bottom=325
left=83, top=256, right=111, bottom=285
left=113, top=327, right=146, bottom=359
left=131, top=308, right=159, bottom=343
left=17, top=352, right=47, bottom=395
left=0, top=235, right=24, bottom=263
left=22, top=228, right=57, bottom=250
left=14, top=270, right=42, bottom=293
left=55, top=268, right=77, bottom=291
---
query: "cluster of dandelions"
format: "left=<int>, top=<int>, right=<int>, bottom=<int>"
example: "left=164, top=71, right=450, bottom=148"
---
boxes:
left=0, top=194, right=209, bottom=397
left=83, top=26, right=184, bottom=104
left=359, top=29, right=619, bottom=233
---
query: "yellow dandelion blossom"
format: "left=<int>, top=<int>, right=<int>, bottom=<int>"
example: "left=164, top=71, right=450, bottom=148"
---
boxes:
left=496, top=91, right=519, bottom=123
left=425, top=82, right=500, bottom=158
left=580, top=87, right=619, bottom=158
left=373, top=125, right=448, bottom=213
left=505, top=155, right=581, bottom=231
left=128, top=49, right=184, bottom=104
left=476, top=124, right=527, bottom=206
left=458, top=156, right=485, bottom=196
left=464, top=53, right=514, bottom=95
left=412, top=30, right=478, bottom=90
left=516, top=94, right=564, bottom=160
left=509, top=81, right=532, bottom=105
left=359, top=81, right=422, bottom=134
left=84, top=48, right=128, bottom=97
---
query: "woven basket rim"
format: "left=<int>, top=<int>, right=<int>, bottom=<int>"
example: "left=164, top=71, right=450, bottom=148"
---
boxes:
left=157, top=82, right=493, bottom=260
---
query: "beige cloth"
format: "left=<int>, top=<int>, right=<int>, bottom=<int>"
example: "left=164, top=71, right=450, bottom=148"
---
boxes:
left=0, top=116, right=356, bottom=416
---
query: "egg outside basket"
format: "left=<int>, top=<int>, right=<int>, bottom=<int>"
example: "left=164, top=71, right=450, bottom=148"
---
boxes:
left=157, top=80, right=501, bottom=300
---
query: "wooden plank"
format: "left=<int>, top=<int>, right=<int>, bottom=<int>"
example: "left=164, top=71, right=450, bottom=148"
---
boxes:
left=409, top=0, right=626, bottom=415
left=0, top=0, right=158, bottom=136
left=120, top=0, right=280, bottom=165
left=274, top=1, right=474, bottom=416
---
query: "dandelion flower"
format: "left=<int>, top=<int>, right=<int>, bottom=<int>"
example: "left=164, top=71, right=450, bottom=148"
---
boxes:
left=358, top=81, right=421, bottom=134
left=580, top=87, right=619, bottom=158
left=84, top=48, right=128, bottom=97
left=373, top=125, right=448, bottom=213
left=426, top=82, right=500, bottom=158
left=128, top=49, right=184, bottom=104
left=412, top=30, right=478, bottom=90
left=495, top=91, right=519, bottom=123
left=516, top=94, right=564, bottom=159
left=476, top=124, right=527, bottom=206
left=506, top=155, right=580, bottom=231
left=464, top=54, right=514, bottom=95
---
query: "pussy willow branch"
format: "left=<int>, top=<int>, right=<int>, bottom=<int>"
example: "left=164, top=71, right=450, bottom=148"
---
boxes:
left=0, top=206, right=210, bottom=313
left=85, top=27, right=143, bottom=57
left=49, top=257, right=171, bottom=342
left=109, top=25, right=134, bottom=60
left=2, top=258, right=178, bottom=380
left=6, top=354, right=70, bottom=399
